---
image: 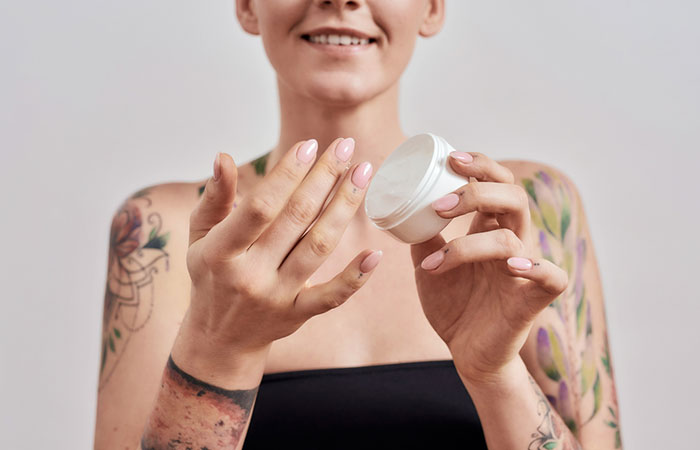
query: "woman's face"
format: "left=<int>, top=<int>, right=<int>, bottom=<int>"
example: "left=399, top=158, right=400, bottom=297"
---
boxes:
left=237, top=0, right=444, bottom=106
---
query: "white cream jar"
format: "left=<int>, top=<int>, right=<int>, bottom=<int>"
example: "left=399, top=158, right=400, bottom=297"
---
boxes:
left=364, top=133, right=469, bottom=244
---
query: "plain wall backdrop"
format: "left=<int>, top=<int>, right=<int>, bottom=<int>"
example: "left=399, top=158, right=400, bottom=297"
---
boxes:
left=1, top=0, right=698, bottom=448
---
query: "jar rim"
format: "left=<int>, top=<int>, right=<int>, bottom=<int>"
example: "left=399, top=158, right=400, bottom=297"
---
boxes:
left=366, top=133, right=447, bottom=230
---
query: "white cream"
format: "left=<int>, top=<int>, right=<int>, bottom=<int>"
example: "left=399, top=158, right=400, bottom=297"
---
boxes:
left=365, top=134, right=468, bottom=244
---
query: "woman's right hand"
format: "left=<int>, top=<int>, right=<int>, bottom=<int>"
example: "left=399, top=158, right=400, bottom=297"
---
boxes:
left=175, top=138, right=380, bottom=375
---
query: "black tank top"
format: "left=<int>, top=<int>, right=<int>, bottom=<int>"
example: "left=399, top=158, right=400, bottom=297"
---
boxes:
left=243, top=359, right=486, bottom=449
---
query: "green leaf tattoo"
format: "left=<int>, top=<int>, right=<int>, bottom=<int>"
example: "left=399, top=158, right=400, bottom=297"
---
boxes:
left=143, top=231, right=170, bottom=250
left=252, top=152, right=270, bottom=176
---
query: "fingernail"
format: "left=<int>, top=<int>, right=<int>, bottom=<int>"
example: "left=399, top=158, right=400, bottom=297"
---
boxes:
left=432, top=193, right=460, bottom=211
left=450, top=151, right=474, bottom=163
left=507, top=257, right=533, bottom=271
left=360, top=250, right=383, bottom=273
left=421, top=250, right=445, bottom=270
left=351, top=162, right=373, bottom=188
left=297, top=139, right=318, bottom=163
left=213, top=152, right=221, bottom=181
left=335, top=137, right=355, bottom=162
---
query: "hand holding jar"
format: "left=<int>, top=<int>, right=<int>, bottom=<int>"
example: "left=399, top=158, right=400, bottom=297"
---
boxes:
left=365, top=134, right=568, bottom=386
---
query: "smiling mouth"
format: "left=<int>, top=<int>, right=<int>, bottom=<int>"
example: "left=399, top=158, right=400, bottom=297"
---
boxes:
left=301, top=34, right=377, bottom=46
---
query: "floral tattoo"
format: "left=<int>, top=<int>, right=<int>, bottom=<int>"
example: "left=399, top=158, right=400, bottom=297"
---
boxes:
left=99, top=188, right=170, bottom=388
left=523, top=169, right=620, bottom=445
left=528, top=375, right=582, bottom=450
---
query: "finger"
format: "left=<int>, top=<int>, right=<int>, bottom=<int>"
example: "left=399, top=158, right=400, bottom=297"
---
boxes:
left=448, top=151, right=515, bottom=184
left=189, top=152, right=238, bottom=246
left=409, top=234, right=447, bottom=271
left=505, top=256, right=569, bottom=312
left=207, top=140, right=317, bottom=258
left=431, top=182, right=530, bottom=239
left=292, top=249, right=382, bottom=320
left=419, top=228, right=525, bottom=274
left=280, top=161, right=373, bottom=285
left=467, top=212, right=501, bottom=235
left=253, top=138, right=354, bottom=263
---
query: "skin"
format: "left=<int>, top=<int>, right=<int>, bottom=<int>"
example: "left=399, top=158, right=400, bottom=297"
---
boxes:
left=94, top=0, right=622, bottom=448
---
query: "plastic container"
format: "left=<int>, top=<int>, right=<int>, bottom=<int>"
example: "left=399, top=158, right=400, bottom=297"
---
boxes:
left=364, top=133, right=469, bottom=244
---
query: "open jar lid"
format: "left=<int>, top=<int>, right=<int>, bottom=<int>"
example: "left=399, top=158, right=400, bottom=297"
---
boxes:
left=365, top=134, right=439, bottom=228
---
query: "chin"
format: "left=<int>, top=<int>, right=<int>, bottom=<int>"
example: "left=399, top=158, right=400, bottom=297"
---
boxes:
left=300, top=72, right=387, bottom=107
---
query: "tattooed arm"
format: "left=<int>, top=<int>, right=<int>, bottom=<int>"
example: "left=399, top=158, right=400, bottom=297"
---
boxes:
left=447, top=162, right=620, bottom=450
left=139, top=330, right=270, bottom=450
left=94, top=183, right=205, bottom=448
left=513, top=162, right=622, bottom=448
left=457, top=358, right=581, bottom=450
left=140, top=356, right=258, bottom=449
left=95, top=182, right=270, bottom=450
left=412, top=153, right=622, bottom=448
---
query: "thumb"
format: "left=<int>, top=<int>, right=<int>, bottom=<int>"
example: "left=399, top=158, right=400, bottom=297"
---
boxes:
left=409, top=234, right=447, bottom=271
left=505, top=256, right=569, bottom=312
left=189, top=152, right=238, bottom=245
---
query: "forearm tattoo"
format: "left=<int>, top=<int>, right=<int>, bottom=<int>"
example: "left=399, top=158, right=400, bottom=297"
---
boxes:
left=528, top=375, right=582, bottom=450
left=100, top=189, right=170, bottom=388
left=523, top=169, right=620, bottom=445
left=141, top=356, right=259, bottom=449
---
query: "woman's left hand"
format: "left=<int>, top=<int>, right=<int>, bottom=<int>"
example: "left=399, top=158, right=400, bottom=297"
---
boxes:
left=410, top=151, right=569, bottom=385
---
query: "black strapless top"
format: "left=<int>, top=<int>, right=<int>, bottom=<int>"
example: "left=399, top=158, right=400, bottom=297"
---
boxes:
left=243, top=360, right=486, bottom=449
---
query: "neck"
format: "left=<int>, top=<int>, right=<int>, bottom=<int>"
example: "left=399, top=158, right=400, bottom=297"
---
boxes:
left=267, top=78, right=407, bottom=176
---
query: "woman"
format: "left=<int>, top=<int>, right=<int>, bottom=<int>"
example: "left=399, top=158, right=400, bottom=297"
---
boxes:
left=95, top=1, right=622, bottom=449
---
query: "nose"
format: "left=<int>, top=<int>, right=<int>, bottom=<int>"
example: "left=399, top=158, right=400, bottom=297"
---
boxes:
left=316, top=0, right=361, bottom=11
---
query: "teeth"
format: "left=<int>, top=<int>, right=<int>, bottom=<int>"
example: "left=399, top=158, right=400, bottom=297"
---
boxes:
left=308, top=34, right=372, bottom=46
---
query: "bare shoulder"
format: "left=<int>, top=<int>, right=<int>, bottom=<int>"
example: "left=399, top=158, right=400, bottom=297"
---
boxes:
left=499, top=158, right=590, bottom=246
left=499, top=159, right=584, bottom=205
left=111, top=150, right=266, bottom=228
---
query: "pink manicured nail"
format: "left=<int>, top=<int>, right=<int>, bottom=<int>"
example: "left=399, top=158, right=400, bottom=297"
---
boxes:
left=421, top=250, right=445, bottom=270
left=359, top=250, right=383, bottom=273
left=450, top=151, right=474, bottom=163
left=335, top=138, right=355, bottom=162
left=432, top=193, right=460, bottom=211
left=351, top=162, right=373, bottom=188
left=297, top=139, right=318, bottom=163
left=213, top=152, right=221, bottom=181
left=507, top=257, right=533, bottom=270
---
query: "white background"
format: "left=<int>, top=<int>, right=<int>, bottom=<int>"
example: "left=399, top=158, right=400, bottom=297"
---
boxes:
left=1, top=0, right=698, bottom=448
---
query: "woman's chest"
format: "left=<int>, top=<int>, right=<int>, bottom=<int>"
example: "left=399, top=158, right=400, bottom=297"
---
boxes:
left=261, top=227, right=462, bottom=374
left=263, top=279, right=453, bottom=374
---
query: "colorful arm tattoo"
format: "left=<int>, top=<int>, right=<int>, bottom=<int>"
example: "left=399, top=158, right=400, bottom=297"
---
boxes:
left=141, top=356, right=259, bottom=449
left=522, top=168, right=621, bottom=447
left=100, top=189, right=170, bottom=388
